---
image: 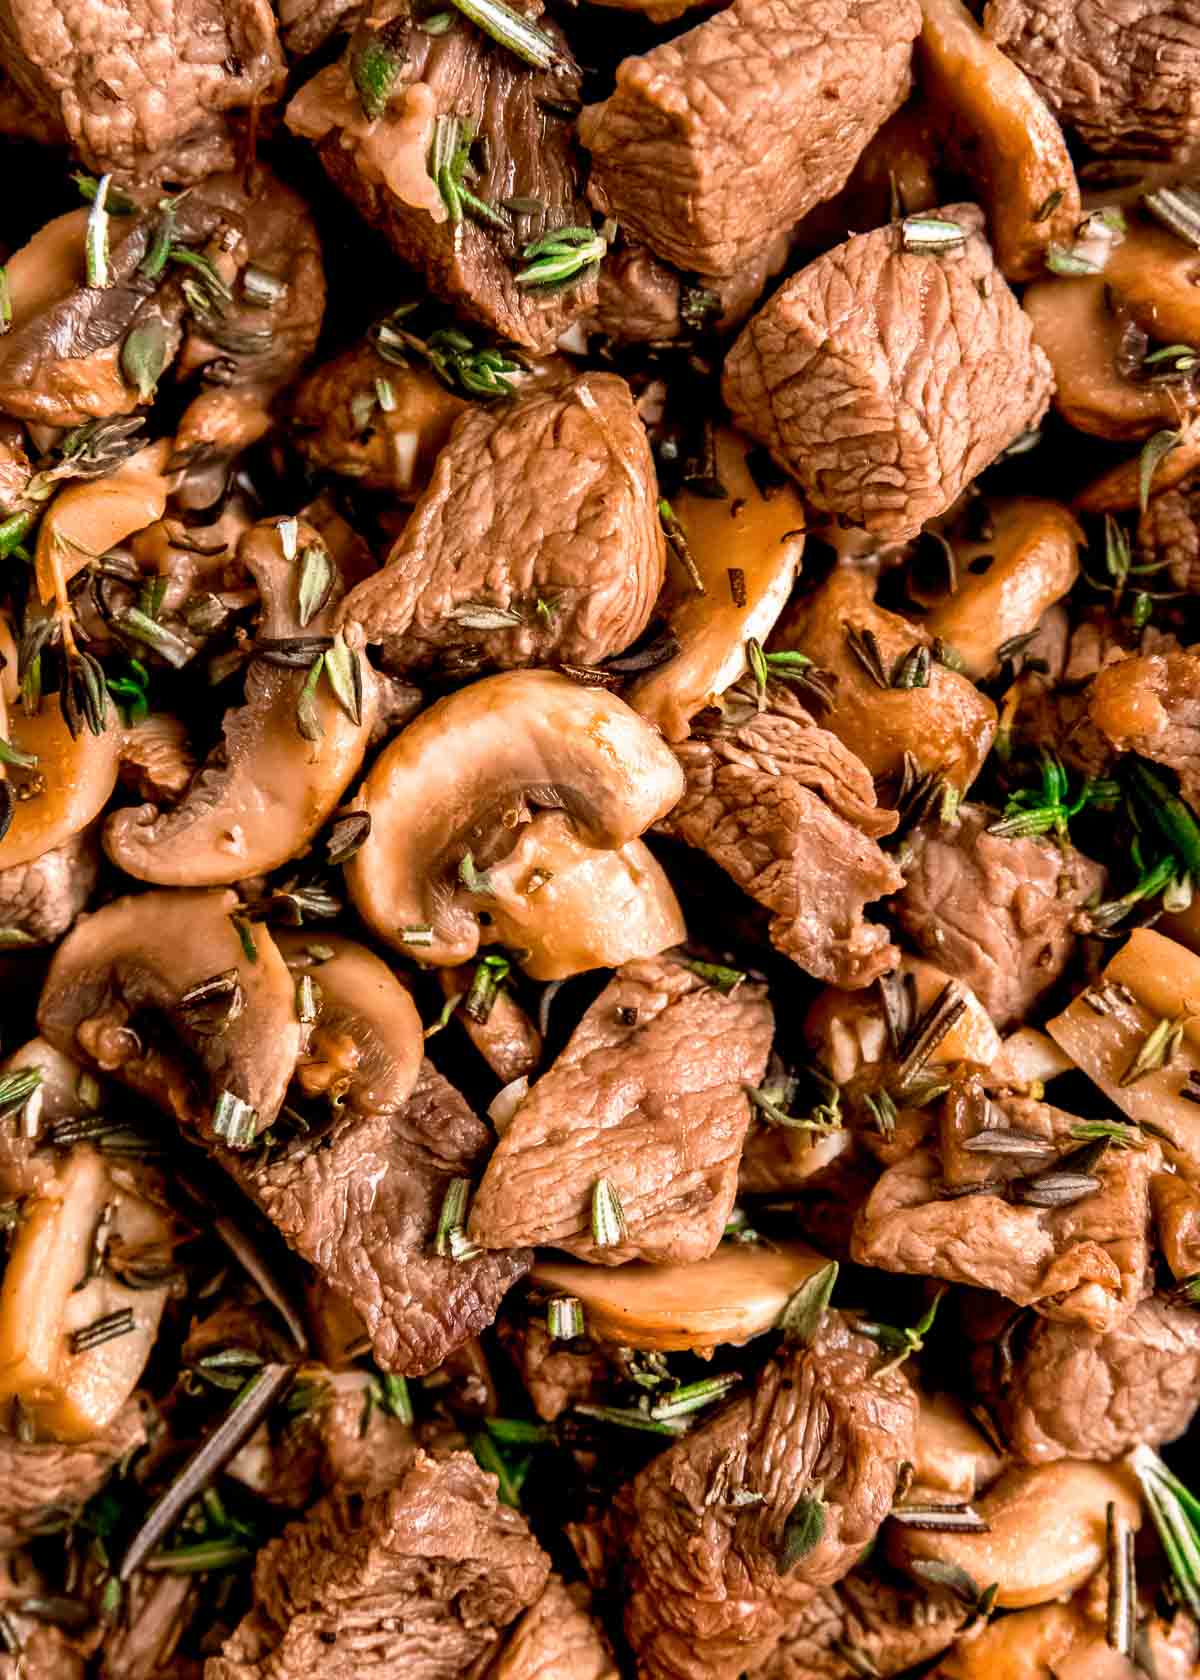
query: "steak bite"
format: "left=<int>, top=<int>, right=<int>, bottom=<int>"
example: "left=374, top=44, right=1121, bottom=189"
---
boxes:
left=984, top=0, right=1200, bottom=160
left=578, top=0, right=921, bottom=278
left=209, top=1451, right=551, bottom=1680
left=468, top=955, right=774, bottom=1265
left=286, top=1, right=594, bottom=351
left=338, top=373, right=664, bottom=677
left=488, top=1578, right=618, bottom=1680
left=968, top=1293, right=1200, bottom=1464
left=0, top=1399, right=145, bottom=1545
left=619, top=1313, right=918, bottom=1680
left=0, top=0, right=284, bottom=181
left=0, top=827, right=99, bottom=946
left=894, top=805, right=1105, bottom=1030
left=1088, top=650, right=1200, bottom=809
left=722, top=205, right=1054, bottom=542
left=659, top=681, right=902, bottom=989
left=749, top=1569, right=966, bottom=1679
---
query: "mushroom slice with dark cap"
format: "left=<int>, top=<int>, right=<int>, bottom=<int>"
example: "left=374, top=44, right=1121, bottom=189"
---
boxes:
left=37, top=887, right=300, bottom=1147
left=104, top=518, right=377, bottom=886
left=344, top=669, right=685, bottom=969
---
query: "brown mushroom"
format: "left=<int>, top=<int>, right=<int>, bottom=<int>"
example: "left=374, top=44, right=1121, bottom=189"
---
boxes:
left=912, top=1392, right=1006, bottom=1502
left=344, top=670, right=685, bottom=969
left=37, top=888, right=301, bottom=1146
left=1074, top=418, right=1200, bottom=516
left=103, top=518, right=377, bottom=886
left=806, top=956, right=1002, bottom=1085
left=926, top=498, right=1081, bottom=678
left=0, top=693, right=122, bottom=872
left=34, top=438, right=173, bottom=608
left=530, top=1241, right=829, bottom=1351
left=775, top=566, right=998, bottom=794
left=916, top=0, right=1080, bottom=281
left=627, top=427, right=805, bottom=741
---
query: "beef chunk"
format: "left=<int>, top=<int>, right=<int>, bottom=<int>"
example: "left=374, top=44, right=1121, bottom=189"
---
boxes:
left=853, top=1098, right=1158, bottom=1331
left=496, top=1318, right=614, bottom=1421
left=0, top=1398, right=145, bottom=1546
left=210, top=1450, right=551, bottom=1680
left=1, top=1627, right=85, bottom=1680
left=894, top=805, right=1105, bottom=1029
left=469, top=955, right=773, bottom=1264
left=969, top=1293, right=1200, bottom=1464
left=748, top=1570, right=966, bottom=1679
left=722, top=204, right=1053, bottom=541
left=286, top=3, right=593, bottom=351
left=1152, top=1168, right=1200, bottom=1279
left=620, top=1313, right=918, bottom=1680
left=487, top=1578, right=617, bottom=1680
left=0, top=0, right=283, bottom=181
left=660, top=682, right=902, bottom=989
left=1138, top=475, right=1200, bottom=589
left=278, top=0, right=362, bottom=57
left=0, top=826, right=98, bottom=946
left=238, top=1060, right=531, bottom=1375
left=984, top=0, right=1200, bottom=159
left=1088, top=650, right=1200, bottom=808
left=316, top=1380, right=416, bottom=1495
left=592, top=235, right=792, bottom=344
left=338, top=374, right=664, bottom=677
left=578, top=0, right=920, bottom=278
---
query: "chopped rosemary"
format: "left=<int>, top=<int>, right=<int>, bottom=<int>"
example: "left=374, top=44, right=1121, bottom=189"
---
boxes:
left=429, top=115, right=508, bottom=229
left=400, top=926, right=434, bottom=947
left=777, top=1492, right=826, bottom=1573
left=296, top=544, right=334, bottom=629
left=144, top=1540, right=254, bottom=1574
left=1045, top=243, right=1101, bottom=276
left=465, top=954, right=510, bottom=1023
left=229, top=914, right=257, bottom=963
left=458, top=850, right=494, bottom=895
left=572, top=1402, right=682, bottom=1437
left=682, top=958, right=745, bottom=994
left=1107, top=1499, right=1136, bottom=1660
left=515, top=226, right=606, bottom=290
left=591, top=1178, right=627, bottom=1247
left=69, top=1307, right=135, bottom=1354
left=0, top=1068, right=42, bottom=1124
left=350, top=22, right=408, bottom=121
left=845, top=625, right=889, bottom=688
left=859, top=1284, right=946, bottom=1377
left=211, top=1091, right=258, bottom=1150
left=894, top=982, right=967, bottom=1093
left=649, top=1373, right=741, bottom=1422
left=0, top=734, right=36, bottom=771
left=900, top=215, right=966, bottom=253
left=1139, top=428, right=1182, bottom=511
left=1069, top=1119, right=1144, bottom=1150
left=1119, top=1015, right=1184, bottom=1087
left=295, top=973, right=320, bottom=1026
left=776, top=1260, right=838, bottom=1342
left=1128, top=1444, right=1200, bottom=1617
left=746, top=1077, right=842, bottom=1134
left=114, top=606, right=194, bottom=669
left=1010, top=1168, right=1102, bottom=1208
left=891, top=643, right=930, bottom=690
left=120, top=317, right=169, bottom=403
left=1144, top=184, right=1200, bottom=251
left=178, top=969, right=245, bottom=1036
left=988, top=752, right=1112, bottom=842
left=296, top=656, right=325, bottom=744
left=1032, top=188, right=1064, bottom=223
left=85, top=174, right=113, bottom=288
left=890, top=1501, right=989, bottom=1533
left=323, top=632, right=364, bottom=726
left=1123, top=757, right=1200, bottom=878
left=658, top=498, right=705, bottom=594
left=546, top=1295, right=584, bottom=1340
left=325, top=810, right=371, bottom=865
left=447, top=0, right=563, bottom=68
left=745, top=638, right=818, bottom=706
left=435, top=1178, right=473, bottom=1258
left=961, top=1126, right=1056, bottom=1159
left=374, top=313, right=521, bottom=399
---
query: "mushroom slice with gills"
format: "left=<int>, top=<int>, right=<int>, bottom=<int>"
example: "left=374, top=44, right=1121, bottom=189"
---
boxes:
left=1102, top=216, right=1200, bottom=352
left=103, top=517, right=377, bottom=886
left=915, top=0, right=1080, bottom=281
left=344, top=669, right=685, bottom=968
left=911, top=1392, right=1005, bottom=1503
left=279, top=932, right=423, bottom=1117
left=1047, top=927, right=1200, bottom=1175
left=33, top=438, right=173, bottom=613
left=925, top=499, right=1081, bottom=679
left=0, top=1142, right=175, bottom=1441
left=1023, top=274, right=1194, bottom=443
left=886, top=1459, right=1140, bottom=1609
left=530, top=1241, right=830, bottom=1351
left=774, top=565, right=997, bottom=797
left=36, top=887, right=300, bottom=1147
left=930, top=1597, right=1161, bottom=1680
left=0, top=692, right=122, bottom=872
left=627, top=427, right=805, bottom=742
left=805, top=956, right=1002, bottom=1088
left=479, top=816, right=686, bottom=982
left=1074, top=416, right=1200, bottom=516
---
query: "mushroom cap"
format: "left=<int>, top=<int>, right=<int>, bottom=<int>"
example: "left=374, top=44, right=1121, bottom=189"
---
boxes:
left=104, top=518, right=377, bottom=886
left=344, top=669, right=685, bottom=966
left=0, top=695, right=122, bottom=872
left=37, top=887, right=300, bottom=1141
left=278, top=932, right=423, bottom=1118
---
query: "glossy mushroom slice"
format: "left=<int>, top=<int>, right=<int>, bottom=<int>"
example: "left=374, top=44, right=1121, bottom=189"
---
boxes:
left=37, top=888, right=300, bottom=1147
left=34, top=438, right=173, bottom=614
left=915, top=0, right=1080, bottom=280
left=530, top=1241, right=830, bottom=1351
left=627, top=427, right=806, bottom=742
left=0, top=693, right=122, bottom=873
left=104, top=518, right=377, bottom=886
left=344, top=669, right=684, bottom=969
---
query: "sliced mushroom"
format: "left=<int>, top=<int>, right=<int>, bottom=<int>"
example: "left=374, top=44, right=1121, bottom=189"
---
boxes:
left=930, top=1599, right=1124, bottom=1680
left=104, top=518, right=377, bottom=886
left=926, top=499, right=1081, bottom=678
left=806, top=957, right=1002, bottom=1086
left=279, top=932, right=423, bottom=1118
left=1074, top=419, right=1200, bottom=516
left=0, top=694, right=122, bottom=871
left=344, top=669, right=685, bottom=967
left=480, top=816, right=686, bottom=981
left=777, top=566, right=997, bottom=794
left=1104, top=218, right=1200, bottom=349
left=627, top=427, right=805, bottom=741
left=34, top=438, right=173, bottom=608
left=530, top=1240, right=829, bottom=1350
left=912, top=1392, right=1006, bottom=1502
left=37, top=888, right=300, bottom=1144
left=916, top=0, right=1080, bottom=281
left=886, top=1460, right=1140, bottom=1608
left=4, top=208, right=90, bottom=327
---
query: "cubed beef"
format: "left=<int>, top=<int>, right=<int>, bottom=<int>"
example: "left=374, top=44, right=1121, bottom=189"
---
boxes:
left=0, top=827, right=98, bottom=946
left=722, top=204, right=1054, bottom=541
left=338, top=374, right=664, bottom=677
left=592, top=234, right=792, bottom=344
left=1088, top=650, right=1200, bottom=808
left=748, top=1569, right=966, bottom=1679
left=1138, top=475, right=1200, bottom=590
left=579, top=0, right=921, bottom=278
left=468, top=955, right=774, bottom=1265
left=487, top=1578, right=617, bottom=1680
left=0, top=1398, right=145, bottom=1546
left=496, top=1318, right=615, bottom=1422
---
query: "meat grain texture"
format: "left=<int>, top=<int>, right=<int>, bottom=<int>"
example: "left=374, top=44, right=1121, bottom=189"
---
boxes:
left=0, top=826, right=99, bottom=945
left=0, top=0, right=284, bottom=180
left=984, top=0, right=1200, bottom=158
left=749, top=1571, right=966, bottom=1678
left=238, top=1060, right=531, bottom=1375
left=894, top=805, right=1105, bottom=1029
left=1088, top=650, right=1200, bottom=807
left=618, top=1313, right=918, bottom=1680
left=0, top=1398, right=145, bottom=1545
left=209, top=1451, right=551, bottom=1680
left=969, top=1292, right=1200, bottom=1463
left=660, top=683, right=902, bottom=988
left=1138, top=474, right=1200, bottom=589
left=487, top=1577, right=617, bottom=1680
left=338, top=375, right=664, bottom=676
left=468, top=956, right=774, bottom=1264
left=579, top=0, right=921, bottom=276
left=723, top=204, right=1054, bottom=541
